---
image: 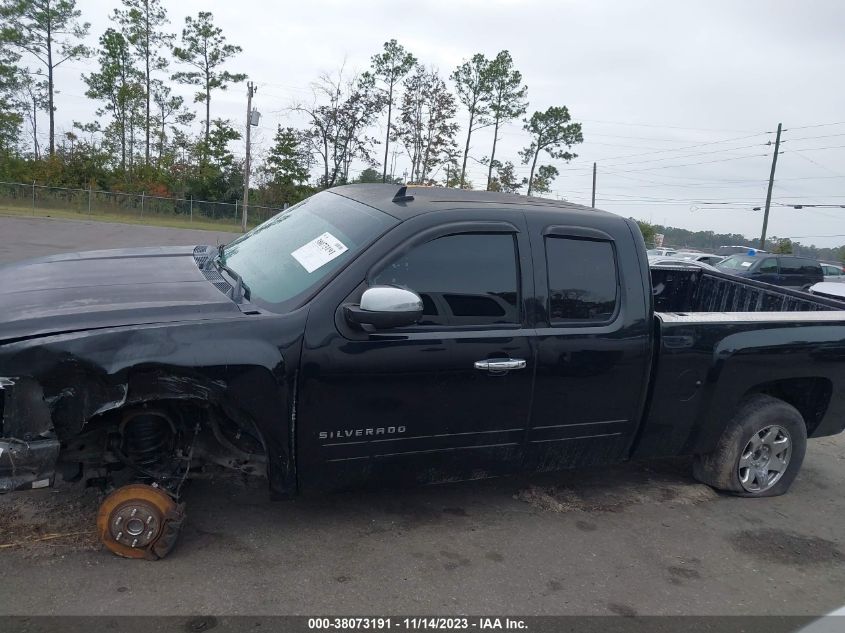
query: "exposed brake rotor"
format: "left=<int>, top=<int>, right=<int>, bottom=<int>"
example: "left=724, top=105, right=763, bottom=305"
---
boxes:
left=96, top=483, right=185, bottom=560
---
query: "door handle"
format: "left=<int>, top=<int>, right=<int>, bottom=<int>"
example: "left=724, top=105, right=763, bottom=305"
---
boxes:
left=474, top=358, right=527, bottom=372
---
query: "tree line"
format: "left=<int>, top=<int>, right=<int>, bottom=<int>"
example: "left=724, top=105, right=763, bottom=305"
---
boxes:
left=0, top=0, right=584, bottom=208
left=636, top=220, right=845, bottom=262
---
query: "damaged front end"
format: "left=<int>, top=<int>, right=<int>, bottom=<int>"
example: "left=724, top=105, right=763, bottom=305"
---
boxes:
left=0, top=376, right=62, bottom=492
left=0, top=366, right=273, bottom=497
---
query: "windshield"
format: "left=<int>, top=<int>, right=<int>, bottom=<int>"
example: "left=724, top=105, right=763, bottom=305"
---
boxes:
left=717, top=255, right=757, bottom=270
left=221, top=191, right=396, bottom=309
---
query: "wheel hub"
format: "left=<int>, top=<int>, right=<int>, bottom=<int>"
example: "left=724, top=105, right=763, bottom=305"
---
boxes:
left=96, top=483, right=185, bottom=560
left=738, top=424, right=791, bottom=493
left=109, top=501, right=161, bottom=549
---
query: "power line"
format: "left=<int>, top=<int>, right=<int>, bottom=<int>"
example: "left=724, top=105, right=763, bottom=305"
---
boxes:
left=597, top=173, right=843, bottom=189
left=578, top=118, right=758, bottom=133
left=593, top=142, right=769, bottom=169
left=787, top=121, right=845, bottom=131
left=771, top=195, right=845, bottom=199
left=569, top=132, right=772, bottom=167
left=789, top=144, right=845, bottom=153
left=603, top=153, right=769, bottom=174
left=773, top=203, right=845, bottom=208
left=580, top=132, right=705, bottom=143
left=785, top=150, right=845, bottom=177
left=782, top=132, right=845, bottom=142
left=578, top=140, right=693, bottom=151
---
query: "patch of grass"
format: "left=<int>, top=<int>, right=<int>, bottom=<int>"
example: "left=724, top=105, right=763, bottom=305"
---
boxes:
left=0, top=203, right=253, bottom=233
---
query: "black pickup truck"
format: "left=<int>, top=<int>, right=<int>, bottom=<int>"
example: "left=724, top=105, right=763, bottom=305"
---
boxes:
left=2, top=184, right=845, bottom=559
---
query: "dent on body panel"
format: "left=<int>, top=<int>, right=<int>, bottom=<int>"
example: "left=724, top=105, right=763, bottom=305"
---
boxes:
left=1, top=377, right=52, bottom=437
left=0, top=375, right=67, bottom=491
left=0, top=314, right=303, bottom=495
left=1, top=319, right=291, bottom=438
left=1, top=344, right=131, bottom=438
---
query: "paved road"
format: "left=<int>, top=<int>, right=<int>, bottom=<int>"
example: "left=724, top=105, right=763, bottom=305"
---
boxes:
left=1, top=216, right=844, bottom=617
left=0, top=215, right=239, bottom=264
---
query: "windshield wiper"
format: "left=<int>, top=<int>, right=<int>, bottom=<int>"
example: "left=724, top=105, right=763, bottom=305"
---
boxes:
left=213, top=254, right=250, bottom=303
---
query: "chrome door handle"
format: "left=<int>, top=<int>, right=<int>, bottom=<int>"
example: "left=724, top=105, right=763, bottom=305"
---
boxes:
left=474, top=358, right=527, bottom=372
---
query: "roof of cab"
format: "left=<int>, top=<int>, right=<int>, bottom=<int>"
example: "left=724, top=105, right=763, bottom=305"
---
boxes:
left=328, top=183, right=617, bottom=221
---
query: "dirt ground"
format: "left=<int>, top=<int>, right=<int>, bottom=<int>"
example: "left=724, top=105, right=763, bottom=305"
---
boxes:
left=1, top=216, right=845, bottom=618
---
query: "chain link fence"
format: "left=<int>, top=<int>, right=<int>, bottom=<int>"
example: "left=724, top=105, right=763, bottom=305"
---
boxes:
left=0, top=181, right=285, bottom=230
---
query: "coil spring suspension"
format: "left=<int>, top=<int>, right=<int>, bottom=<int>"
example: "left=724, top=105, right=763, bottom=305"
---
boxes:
left=122, top=413, right=173, bottom=467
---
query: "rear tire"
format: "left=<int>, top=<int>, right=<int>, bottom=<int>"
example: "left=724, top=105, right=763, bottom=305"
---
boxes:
left=692, top=394, right=807, bottom=497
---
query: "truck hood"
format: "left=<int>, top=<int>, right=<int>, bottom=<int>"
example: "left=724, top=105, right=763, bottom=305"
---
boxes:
left=0, top=245, right=243, bottom=342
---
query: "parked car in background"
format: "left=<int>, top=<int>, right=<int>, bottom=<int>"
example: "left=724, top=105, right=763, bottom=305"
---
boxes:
left=809, top=282, right=845, bottom=301
left=648, top=257, right=720, bottom=272
left=821, top=262, right=845, bottom=283
left=716, top=254, right=823, bottom=290
left=647, top=248, right=677, bottom=257
left=673, top=252, right=724, bottom=266
left=716, top=245, right=768, bottom=256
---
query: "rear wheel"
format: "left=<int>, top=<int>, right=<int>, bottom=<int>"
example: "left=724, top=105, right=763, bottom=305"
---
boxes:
left=692, top=394, right=807, bottom=497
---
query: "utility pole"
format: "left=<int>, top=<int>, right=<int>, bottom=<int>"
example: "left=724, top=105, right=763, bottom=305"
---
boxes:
left=242, top=81, right=256, bottom=232
left=760, top=123, right=782, bottom=250
left=591, top=162, right=597, bottom=208
left=390, top=147, right=399, bottom=183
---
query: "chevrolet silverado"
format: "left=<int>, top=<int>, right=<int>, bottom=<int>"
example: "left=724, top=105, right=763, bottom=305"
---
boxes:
left=2, top=184, right=844, bottom=559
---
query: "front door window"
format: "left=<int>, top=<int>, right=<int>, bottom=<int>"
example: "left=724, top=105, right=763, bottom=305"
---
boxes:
left=371, top=233, right=520, bottom=327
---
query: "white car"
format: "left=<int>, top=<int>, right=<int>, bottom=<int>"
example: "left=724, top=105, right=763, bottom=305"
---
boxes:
left=649, top=257, right=719, bottom=272
left=809, top=282, right=845, bottom=301
left=647, top=248, right=677, bottom=257
left=673, top=252, right=724, bottom=266
left=821, top=262, right=845, bottom=283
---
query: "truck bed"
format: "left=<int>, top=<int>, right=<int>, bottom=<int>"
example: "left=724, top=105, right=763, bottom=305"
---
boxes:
left=636, top=262, right=845, bottom=462
left=650, top=263, right=845, bottom=313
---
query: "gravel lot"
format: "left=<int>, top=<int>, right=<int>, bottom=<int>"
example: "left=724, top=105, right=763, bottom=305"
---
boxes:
left=1, top=216, right=845, bottom=617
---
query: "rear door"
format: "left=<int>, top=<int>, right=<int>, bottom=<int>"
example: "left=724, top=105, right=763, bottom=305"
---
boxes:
left=779, top=257, right=822, bottom=288
left=524, top=221, right=652, bottom=470
left=798, top=258, right=824, bottom=287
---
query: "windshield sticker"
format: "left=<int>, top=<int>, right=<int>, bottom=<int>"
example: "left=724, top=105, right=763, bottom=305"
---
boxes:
left=291, top=232, right=349, bottom=273
left=741, top=261, right=753, bottom=267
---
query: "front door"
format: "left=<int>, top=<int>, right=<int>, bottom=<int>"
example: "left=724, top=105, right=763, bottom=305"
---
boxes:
left=753, top=257, right=780, bottom=285
left=298, top=211, right=536, bottom=492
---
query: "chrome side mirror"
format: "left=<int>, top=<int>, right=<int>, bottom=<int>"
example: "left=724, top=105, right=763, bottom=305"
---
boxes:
left=344, top=286, right=423, bottom=329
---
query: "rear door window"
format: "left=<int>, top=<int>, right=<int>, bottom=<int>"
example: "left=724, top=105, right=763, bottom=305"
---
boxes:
left=797, top=259, right=822, bottom=276
left=545, top=236, right=618, bottom=324
left=780, top=258, right=819, bottom=275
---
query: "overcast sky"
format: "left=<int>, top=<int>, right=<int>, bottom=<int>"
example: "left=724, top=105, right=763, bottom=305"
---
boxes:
left=41, top=0, right=845, bottom=246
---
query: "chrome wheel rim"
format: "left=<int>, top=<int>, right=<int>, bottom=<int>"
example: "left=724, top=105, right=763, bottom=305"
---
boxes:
left=738, top=424, right=791, bottom=493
